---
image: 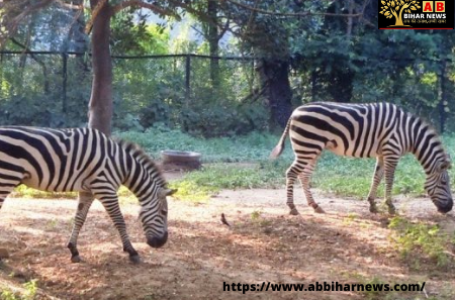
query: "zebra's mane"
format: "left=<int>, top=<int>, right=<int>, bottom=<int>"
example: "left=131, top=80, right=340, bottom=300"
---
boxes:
left=117, top=139, right=167, bottom=187
left=407, top=111, right=450, bottom=161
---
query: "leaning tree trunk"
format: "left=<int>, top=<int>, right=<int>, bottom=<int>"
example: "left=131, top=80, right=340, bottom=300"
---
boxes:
left=257, top=59, right=293, bottom=129
left=88, top=0, right=113, bottom=135
left=328, top=67, right=354, bottom=103
left=70, top=0, right=89, bottom=72
left=207, top=0, right=220, bottom=89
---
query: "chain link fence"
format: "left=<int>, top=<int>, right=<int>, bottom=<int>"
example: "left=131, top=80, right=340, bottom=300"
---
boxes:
left=0, top=51, right=267, bottom=136
left=1, top=51, right=454, bottom=135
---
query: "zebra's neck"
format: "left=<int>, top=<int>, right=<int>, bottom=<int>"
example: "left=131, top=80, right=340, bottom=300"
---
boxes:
left=409, top=115, right=446, bottom=175
left=122, top=149, right=166, bottom=202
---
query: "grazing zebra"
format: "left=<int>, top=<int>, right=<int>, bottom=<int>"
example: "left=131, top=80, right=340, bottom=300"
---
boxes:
left=270, top=102, right=453, bottom=215
left=0, top=126, right=176, bottom=263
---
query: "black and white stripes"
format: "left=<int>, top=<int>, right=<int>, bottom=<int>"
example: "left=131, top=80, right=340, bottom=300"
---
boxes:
left=271, top=102, right=453, bottom=215
left=0, top=126, right=175, bottom=263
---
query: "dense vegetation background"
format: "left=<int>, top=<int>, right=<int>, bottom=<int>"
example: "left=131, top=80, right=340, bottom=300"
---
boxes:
left=1, top=0, right=454, bottom=136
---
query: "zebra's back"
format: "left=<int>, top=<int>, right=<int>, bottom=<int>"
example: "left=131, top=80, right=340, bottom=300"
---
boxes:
left=290, top=102, right=406, bottom=158
left=0, top=126, right=110, bottom=192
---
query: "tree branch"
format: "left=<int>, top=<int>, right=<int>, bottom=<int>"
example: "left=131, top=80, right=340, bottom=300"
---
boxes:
left=109, top=0, right=182, bottom=20
left=217, top=19, right=230, bottom=40
left=54, top=0, right=83, bottom=10
left=5, top=0, right=55, bottom=38
left=245, top=0, right=260, bottom=35
left=191, top=24, right=205, bottom=37
left=85, top=0, right=109, bottom=34
left=223, top=0, right=364, bottom=18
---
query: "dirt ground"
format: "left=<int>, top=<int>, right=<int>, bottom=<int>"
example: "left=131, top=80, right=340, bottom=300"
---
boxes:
left=1, top=177, right=455, bottom=300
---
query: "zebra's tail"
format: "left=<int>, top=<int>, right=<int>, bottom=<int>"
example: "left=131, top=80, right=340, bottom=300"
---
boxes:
left=270, top=118, right=291, bottom=159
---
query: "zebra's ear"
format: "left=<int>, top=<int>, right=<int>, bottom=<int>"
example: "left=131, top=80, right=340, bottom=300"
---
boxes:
left=440, top=160, right=451, bottom=171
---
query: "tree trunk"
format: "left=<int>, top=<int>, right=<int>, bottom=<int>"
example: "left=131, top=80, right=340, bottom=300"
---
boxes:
left=257, top=59, right=293, bottom=128
left=62, top=0, right=88, bottom=117
left=207, top=0, right=220, bottom=89
left=68, top=0, right=89, bottom=71
left=88, top=0, right=113, bottom=135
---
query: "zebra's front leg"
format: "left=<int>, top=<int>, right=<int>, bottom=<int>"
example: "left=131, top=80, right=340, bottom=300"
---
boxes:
left=94, top=189, right=140, bottom=263
left=286, top=164, right=301, bottom=215
left=0, top=180, right=24, bottom=261
left=383, top=156, right=399, bottom=215
left=67, top=191, right=94, bottom=263
left=299, top=161, right=324, bottom=214
left=367, top=157, right=384, bottom=213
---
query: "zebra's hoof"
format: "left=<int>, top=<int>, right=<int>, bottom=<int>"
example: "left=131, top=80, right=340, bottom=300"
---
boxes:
left=289, top=208, right=299, bottom=216
left=129, top=255, right=141, bottom=264
left=71, top=255, right=82, bottom=263
left=313, top=206, right=325, bottom=214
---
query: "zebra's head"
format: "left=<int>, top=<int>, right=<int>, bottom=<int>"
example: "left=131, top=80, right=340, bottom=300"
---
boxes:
left=139, top=187, right=177, bottom=248
left=424, top=157, right=453, bottom=214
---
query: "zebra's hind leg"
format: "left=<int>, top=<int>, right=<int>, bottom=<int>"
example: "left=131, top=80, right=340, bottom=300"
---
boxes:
left=383, top=154, right=399, bottom=215
left=286, top=162, right=304, bottom=215
left=67, top=191, right=94, bottom=263
left=0, top=178, right=23, bottom=211
left=367, top=157, right=384, bottom=213
left=94, top=188, right=140, bottom=264
left=299, top=160, right=324, bottom=214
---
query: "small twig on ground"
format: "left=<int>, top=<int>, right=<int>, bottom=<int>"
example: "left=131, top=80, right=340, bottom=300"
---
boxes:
left=221, top=213, right=231, bottom=227
left=422, top=286, right=429, bottom=299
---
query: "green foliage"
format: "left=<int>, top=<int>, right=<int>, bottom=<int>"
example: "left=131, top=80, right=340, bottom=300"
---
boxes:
left=111, top=53, right=264, bottom=136
left=180, top=102, right=268, bottom=137
left=388, top=216, right=455, bottom=268
left=0, top=54, right=90, bottom=127
left=111, top=11, right=170, bottom=55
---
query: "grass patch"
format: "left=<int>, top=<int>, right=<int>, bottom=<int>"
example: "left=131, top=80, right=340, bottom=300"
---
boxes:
left=115, top=127, right=293, bottom=163
left=312, top=153, right=426, bottom=199
left=168, top=180, right=216, bottom=202
left=388, top=216, right=455, bottom=269
left=10, top=185, right=77, bottom=199
left=0, top=279, right=37, bottom=300
left=168, top=153, right=428, bottom=201
left=168, top=161, right=288, bottom=201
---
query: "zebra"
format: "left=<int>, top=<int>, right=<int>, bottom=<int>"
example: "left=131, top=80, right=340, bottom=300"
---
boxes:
left=0, top=126, right=176, bottom=263
left=270, top=102, right=453, bottom=215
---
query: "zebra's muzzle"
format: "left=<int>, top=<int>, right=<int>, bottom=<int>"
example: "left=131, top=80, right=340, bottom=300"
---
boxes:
left=436, top=200, right=453, bottom=214
left=147, top=231, right=168, bottom=248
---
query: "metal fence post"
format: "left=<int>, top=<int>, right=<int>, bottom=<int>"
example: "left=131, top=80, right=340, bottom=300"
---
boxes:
left=185, top=54, right=191, bottom=108
left=62, top=52, right=68, bottom=114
